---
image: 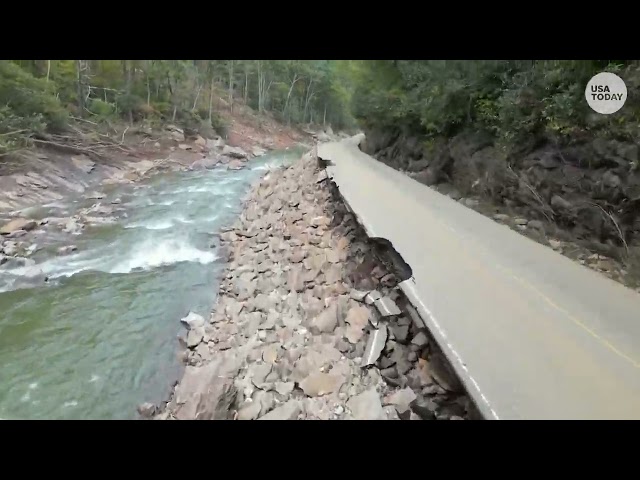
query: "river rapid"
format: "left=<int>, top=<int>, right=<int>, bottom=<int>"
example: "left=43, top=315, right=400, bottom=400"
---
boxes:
left=0, top=148, right=303, bottom=420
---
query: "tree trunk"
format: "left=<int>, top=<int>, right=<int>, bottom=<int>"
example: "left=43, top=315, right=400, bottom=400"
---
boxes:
left=76, top=60, right=85, bottom=116
left=244, top=69, right=248, bottom=104
left=192, top=82, right=202, bottom=111
left=283, top=73, right=300, bottom=123
left=228, top=60, right=234, bottom=114
left=208, top=71, right=215, bottom=122
left=323, top=104, right=327, bottom=126
left=146, top=72, right=151, bottom=105
left=257, top=61, right=263, bottom=113
left=46, top=60, right=51, bottom=82
left=303, top=80, right=314, bottom=123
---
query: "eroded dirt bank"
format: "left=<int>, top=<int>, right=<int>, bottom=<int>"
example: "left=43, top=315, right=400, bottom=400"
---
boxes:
left=147, top=148, right=476, bottom=420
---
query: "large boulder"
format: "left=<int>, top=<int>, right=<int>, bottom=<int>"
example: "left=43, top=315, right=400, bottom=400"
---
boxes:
left=1, top=218, right=37, bottom=235
left=171, top=356, right=240, bottom=420
left=222, top=145, right=249, bottom=159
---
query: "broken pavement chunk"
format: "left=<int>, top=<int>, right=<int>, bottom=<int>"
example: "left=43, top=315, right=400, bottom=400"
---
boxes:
left=363, top=324, right=388, bottom=367
left=364, top=290, right=381, bottom=305
left=374, top=296, right=401, bottom=316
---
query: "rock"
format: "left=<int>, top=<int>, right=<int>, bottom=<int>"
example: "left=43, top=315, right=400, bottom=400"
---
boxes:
left=528, top=219, right=544, bottom=230
left=227, top=159, right=245, bottom=171
left=548, top=239, right=563, bottom=250
left=288, top=266, right=305, bottom=293
left=250, top=363, right=273, bottom=390
left=137, top=402, right=157, bottom=418
left=347, top=388, right=386, bottom=420
left=603, top=170, right=621, bottom=188
left=514, top=218, right=528, bottom=226
left=380, top=273, right=397, bottom=288
left=275, top=381, right=295, bottom=396
left=187, top=327, right=205, bottom=348
left=222, top=145, right=249, bottom=159
left=1, top=218, right=37, bottom=235
left=349, top=289, right=369, bottom=302
left=384, top=387, right=417, bottom=412
left=493, top=213, right=510, bottom=222
left=374, top=296, right=401, bottom=316
left=178, top=144, right=191, bottom=150
left=181, top=311, right=205, bottom=330
left=391, top=324, right=410, bottom=343
left=262, top=345, right=280, bottom=364
left=299, top=372, right=345, bottom=397
left=550, top=195, right=573, bottom=211
left=57, top=245, right=79, bottom=256
left=259, top=399, right=301, bottom=420
left=173, top=358, right=239, bottom=420
left=252, top=146, right=267, bottom=157
left=410, top=396, right=438, bottom=420
left=194, top=135, right=207, bottom=147
left=411, top=331, right=429, bottom=348
left=237, top=399, right=262, bottom=420
left=196, top=342, right=211, bottom=361
left=310, top=304, right=339, bottom=334
left=344, top=305, right=371, bottom=344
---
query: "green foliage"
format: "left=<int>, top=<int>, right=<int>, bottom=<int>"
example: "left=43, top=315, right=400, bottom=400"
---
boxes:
left=88, top=98, right=115, bottom=117
left=0, top=60, right=68, bottom=132
left=348, top=60, right=640, bottom=147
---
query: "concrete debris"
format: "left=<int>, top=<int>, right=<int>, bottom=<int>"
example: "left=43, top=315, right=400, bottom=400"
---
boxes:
left=363, top=324, right=388, bottom=367
left=374, top=296, right=401, bottom=316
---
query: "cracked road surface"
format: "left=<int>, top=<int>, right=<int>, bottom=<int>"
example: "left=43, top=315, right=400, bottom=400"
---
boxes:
left=319, top=136, right=640, bottom=420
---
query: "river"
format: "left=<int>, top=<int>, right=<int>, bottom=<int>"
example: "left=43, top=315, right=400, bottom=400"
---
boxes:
left=0, top=148, right=303, bottom=420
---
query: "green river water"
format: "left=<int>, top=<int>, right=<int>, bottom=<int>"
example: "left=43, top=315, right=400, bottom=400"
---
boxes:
left=0, top=148, right=303, bottom=420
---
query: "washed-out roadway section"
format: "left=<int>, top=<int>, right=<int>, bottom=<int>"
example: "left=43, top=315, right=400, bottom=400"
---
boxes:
left=319, top=136, right=640, bottom=420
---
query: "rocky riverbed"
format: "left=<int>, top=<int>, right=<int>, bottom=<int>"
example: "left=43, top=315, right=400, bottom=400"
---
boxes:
left=148, top=148, right=476, bottom=420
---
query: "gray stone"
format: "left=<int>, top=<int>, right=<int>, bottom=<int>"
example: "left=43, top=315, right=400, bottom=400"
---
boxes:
left=288, top=266, right=305, bottom=293
left=528, top=219, right=544, bottom=230
left=410, top=396, right=438, bottom=420
left=173, top=358, right=239, bottom=420
left=411, top=331, right=429, bottom=348
left=250, top=363, right=273, bottom=390
left=344, top=305, right=371, bottom=344
left=187, top=327, right=205, bottom=348
left=137, top=402, right=157, bottom=418
left=391, top=324, right=409, bottom=343
left=493, top=213, right=510, bottom=222
left=259, top=399, right=301, bottom=420
left=384, top=387, right=417, bottom=409
left=514, top=218, right=528, bottom=226
left=347, top=388, right=386, bottom=420
left=195, top=342, right=210, bottom=361
left=275, top=381, right=295, bottom=396
left=237, top=399, right=262, bottom=420
left=0, top=218, right=37, bottom=235
left=350, top=289, right=370, bottom=302
left=57, top=245, right=78, bottom=256
left=310, top=304, right=339, bottom=334
left=300, top=372, right=345, bottom=397
left=181, top=311, right=205, bottom=330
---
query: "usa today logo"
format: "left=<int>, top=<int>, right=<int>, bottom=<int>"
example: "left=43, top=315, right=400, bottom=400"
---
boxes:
left=585, top=72, right=627, bottom=114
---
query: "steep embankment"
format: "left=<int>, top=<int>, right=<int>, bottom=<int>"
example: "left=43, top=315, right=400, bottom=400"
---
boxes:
left=360, top=128, right=640, bottom=291
left=149, top=149, right=475, bottom=420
